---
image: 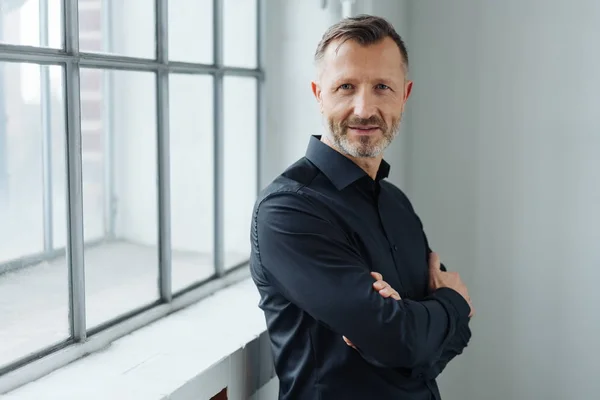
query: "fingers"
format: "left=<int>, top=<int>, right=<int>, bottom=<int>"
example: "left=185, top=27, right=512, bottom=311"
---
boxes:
left=371, top=272, right=401, bottom=300
left=372, top=279, right=387, bottom=290
left=370, top=271, right=383, bottom=281
left=372, top=279, right=401, bottom=300
left=378, top=286, right=400, bottom=300
left=467, top=298, right=475, bottom=318
left=429, top=251, right=441, bottom=271
left=343, top=336, right=357, bottom=349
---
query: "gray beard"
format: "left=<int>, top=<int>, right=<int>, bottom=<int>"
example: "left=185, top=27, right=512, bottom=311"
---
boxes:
left=324, top=113, right=402, bottom=158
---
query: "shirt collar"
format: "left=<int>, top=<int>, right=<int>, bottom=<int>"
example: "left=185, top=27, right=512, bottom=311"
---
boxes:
left=304, top=135, right=390, bottom=190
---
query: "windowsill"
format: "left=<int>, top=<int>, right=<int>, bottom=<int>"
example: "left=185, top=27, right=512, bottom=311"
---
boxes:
left=2, top=271, right=274, bottom=399
left=0, top=240, right=248, bottom=366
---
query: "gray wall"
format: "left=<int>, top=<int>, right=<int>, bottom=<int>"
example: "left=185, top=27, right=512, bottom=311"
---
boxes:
left=406, top=1, right=600, bottom=399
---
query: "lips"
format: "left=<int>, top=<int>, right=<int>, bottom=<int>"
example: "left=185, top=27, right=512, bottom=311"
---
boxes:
left=348, top=126, right=380, bottom=133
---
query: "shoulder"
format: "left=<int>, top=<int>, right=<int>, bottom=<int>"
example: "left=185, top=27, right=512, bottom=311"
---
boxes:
left=253, top=185, right=327, bottom=229
left=252, top=158, right=329, bottom=227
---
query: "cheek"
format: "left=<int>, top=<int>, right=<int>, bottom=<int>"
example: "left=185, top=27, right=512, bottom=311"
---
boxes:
left=380, top=102, right=404, bottom=120
left=325, top=103, right=352, bottom=123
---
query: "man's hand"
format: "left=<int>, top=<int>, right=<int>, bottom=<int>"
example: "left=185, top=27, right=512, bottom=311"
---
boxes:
left=369, top=271, right=401, bottom=300
left=428, top=252, right=475, bottom=317
left=343, top=272, right=400, bottom=349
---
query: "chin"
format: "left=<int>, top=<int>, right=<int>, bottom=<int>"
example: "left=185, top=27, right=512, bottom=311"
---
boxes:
left=353, top=134, right=382, bottom=146
left=343, top=141, right=385, bottom=158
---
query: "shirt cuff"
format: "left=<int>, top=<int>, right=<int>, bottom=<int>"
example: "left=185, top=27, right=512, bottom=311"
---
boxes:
left=431, top=287, right=471, bottom=320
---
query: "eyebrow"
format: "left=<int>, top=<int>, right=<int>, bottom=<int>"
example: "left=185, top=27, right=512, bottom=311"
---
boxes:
left=331, top=77, right=398, bottom=87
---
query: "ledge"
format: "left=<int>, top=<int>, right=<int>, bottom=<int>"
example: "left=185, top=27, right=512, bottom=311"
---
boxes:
left=2, top=273, right=275, bottom=399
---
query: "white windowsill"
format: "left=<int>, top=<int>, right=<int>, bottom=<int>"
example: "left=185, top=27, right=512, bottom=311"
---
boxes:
left=2, top=273, right=271, bottom=400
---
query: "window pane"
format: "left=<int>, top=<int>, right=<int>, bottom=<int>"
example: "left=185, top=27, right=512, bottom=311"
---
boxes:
left=168, top=0, right=213, bottom=64
left=80, top=69, right=159, bottom=330
left=169, top=74, right=215, bottom=292
left=223, top=0, right=257, bottom=68
left=223, top=77, right=257, bottom=270
left=0, top=0, right=62, bottom=48
left=79, top=68, right=105, bottom=242
left=0, top=62, right=68, bottom=369
left=78, top=0, right=155, bottom=59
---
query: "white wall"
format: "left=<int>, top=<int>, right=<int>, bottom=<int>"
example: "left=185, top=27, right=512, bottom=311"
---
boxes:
left=405, top=1, right=600, bottom=399
left=262, top=0, right=337, bottom=185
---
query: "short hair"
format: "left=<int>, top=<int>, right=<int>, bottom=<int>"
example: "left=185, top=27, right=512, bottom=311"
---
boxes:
left=314, top=14, right=409, bottom=74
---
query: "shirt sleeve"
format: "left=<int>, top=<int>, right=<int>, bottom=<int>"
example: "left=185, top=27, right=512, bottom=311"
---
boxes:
left=417, top=313, right=472, bottom=380
left=420, top=250, right=473, bottom=379
left=252, top=191, right=471, bottom=369
left=408, top=218, right=472, bottom=379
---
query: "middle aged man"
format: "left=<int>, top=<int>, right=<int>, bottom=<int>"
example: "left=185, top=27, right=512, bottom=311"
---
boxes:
left=250, top=15, right=474, bottom=400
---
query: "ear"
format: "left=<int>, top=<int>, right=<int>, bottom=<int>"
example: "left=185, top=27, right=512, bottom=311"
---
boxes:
left=311, top=81, right=323, bottom=112
left=311, top=81, right=321, bottom=101
left=404, top=80, right=414, bottom=102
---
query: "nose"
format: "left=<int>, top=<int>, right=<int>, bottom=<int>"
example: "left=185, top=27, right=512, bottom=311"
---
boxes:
left=352, top=89, right=377, bottom=119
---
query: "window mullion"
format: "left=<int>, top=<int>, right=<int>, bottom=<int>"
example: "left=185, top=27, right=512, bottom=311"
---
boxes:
left=156, top=0, right=173, bottom=302
left=213, top=0, right=225, bottom=277
left=64, top=0, right=86, bottom=342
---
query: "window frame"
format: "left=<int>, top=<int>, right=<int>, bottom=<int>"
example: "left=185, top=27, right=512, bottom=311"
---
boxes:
left=0, top=0, right=265, bottom=393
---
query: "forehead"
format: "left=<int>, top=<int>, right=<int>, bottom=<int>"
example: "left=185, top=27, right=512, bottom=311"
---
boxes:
left=320, top=37, right=405, bottom=82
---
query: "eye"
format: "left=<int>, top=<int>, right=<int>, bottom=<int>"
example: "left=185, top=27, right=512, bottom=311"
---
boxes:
left=376, top=84, right=390, bottom=90
left=339, top=83, right=353, bottom=90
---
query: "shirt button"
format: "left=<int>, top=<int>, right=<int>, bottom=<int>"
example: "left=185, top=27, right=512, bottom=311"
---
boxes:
left=392, top=245, right=398, bottom=251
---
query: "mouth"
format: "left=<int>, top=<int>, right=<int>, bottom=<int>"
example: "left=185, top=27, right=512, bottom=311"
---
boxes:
left=347, top=126, right=381, bottom=134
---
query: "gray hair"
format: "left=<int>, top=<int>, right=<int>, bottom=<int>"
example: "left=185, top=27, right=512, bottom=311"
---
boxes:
left=314, top=14, right=409, bottom=74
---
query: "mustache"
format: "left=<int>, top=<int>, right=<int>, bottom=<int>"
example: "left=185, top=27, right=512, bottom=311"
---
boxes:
left=340, top=116, right=386, bottom=130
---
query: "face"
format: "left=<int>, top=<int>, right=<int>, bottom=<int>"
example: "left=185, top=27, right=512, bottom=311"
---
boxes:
left=312, top=37, right=412, bottom=158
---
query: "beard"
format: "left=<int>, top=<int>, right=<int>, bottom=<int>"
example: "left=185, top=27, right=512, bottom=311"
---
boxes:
left=325, top=113, right=402, bottom=158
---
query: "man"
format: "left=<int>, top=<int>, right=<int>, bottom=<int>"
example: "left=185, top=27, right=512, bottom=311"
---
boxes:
left=250, top=15, right=474, bottom=400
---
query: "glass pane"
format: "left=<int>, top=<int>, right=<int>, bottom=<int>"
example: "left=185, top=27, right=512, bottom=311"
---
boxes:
left=79, top=68, right=105, bottom=242
left=0, top=0, right=62, bottom=48
left=80, top=69, right=159, bottom=330
left=169, top=74, right=215, bottom=292
left=223, top=0, right=257, bottom=68
left=78, top=0, right=155, bottom=59
left=223, top=77, right=257, bottom=270
left=0, top=62, right=68, bottom=369
left=168, top=0, right=213, bottom=64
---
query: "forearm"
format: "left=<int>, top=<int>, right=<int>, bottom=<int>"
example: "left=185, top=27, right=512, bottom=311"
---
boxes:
left=342, top=288, right=469, bottom=369
left=413, top=315, right=471, bottom=380
left=256, top=192, right=470, bottom=370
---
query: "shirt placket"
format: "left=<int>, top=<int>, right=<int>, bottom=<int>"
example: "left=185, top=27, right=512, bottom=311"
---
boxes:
left=372, top=182, right=406, bottom=296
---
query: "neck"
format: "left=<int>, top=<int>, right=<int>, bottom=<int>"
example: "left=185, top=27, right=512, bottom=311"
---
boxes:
left=321, top=135, right=382, bottom=180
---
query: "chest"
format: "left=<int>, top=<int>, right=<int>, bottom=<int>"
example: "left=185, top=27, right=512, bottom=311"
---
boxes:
left=337, top=190, right=430, bottom=299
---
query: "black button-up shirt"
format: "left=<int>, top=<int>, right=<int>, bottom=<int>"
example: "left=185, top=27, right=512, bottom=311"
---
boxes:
left=250, top=135, right=472, bottom=399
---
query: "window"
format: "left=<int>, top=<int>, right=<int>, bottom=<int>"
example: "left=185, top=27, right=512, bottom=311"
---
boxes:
left=0, top=0, right=264, bottom=392
left=223, top=77, right=257, bottom=270
left=168, top=74, right=215, bottom=292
